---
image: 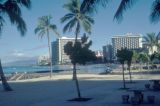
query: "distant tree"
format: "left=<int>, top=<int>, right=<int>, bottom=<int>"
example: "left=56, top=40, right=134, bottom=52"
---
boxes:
left=132, top=51, right=139, bottom=63
left=117, top=48, right=127, bottom=89
left=61, top=0, right=94, bottom=80
left=138, top=53, right=149, bottom=63
left=138, top=52, right=149, bottom=71
left=35, top=15, right=60, bottom=78
left=126, top=50, right=133, bottom=83
left=0, top=0, right=31, bottom=91
left=143, top=33, right=158, bottom=55
left=64, top=34, right=96, bottom=99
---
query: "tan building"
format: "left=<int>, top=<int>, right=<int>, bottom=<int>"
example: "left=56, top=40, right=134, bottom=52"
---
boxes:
left=112, top=33, right=142, bottom=59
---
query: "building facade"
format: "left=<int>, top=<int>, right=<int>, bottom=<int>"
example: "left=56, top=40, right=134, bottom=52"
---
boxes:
left=37, top=55, right=50, bottom=66
left=112, top=33, right=142, bottom=59
left=102, top=44, right=113, bottom=62
left=52, top=37, right=80, bottom=64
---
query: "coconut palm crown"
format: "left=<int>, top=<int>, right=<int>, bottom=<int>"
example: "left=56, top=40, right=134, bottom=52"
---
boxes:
left=143, top=32, right=158, bottom=54
left=61, top=0, right=94, bottom=40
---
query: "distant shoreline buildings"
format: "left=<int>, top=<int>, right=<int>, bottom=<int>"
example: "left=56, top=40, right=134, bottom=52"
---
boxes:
left=103, top=33, right=145, bottom=62
left=38, top=33, right=157, bottom=65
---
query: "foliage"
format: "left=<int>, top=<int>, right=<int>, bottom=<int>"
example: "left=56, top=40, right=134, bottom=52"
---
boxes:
left=143, top=32, right=158, bottom=54
left=116, top=48, right=128, bottom=64
left=64, top=34, right=96, bottom=65
left=81, top=0, right=160, bottom=23
left=0, top=0, right=31, bottom=35
left=34, top=15, right=60, bottom=38
left=150, top=52, right=160, bottom=61
left=61, top=0, right=94, bottom=40
left=138, top=52, right=149, bottom=63
left=126, top=49, right=133, bottom=66
left=132, top=51, right=139, bottom=63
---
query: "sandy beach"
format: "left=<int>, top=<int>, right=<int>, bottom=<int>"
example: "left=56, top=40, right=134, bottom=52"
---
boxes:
left=0, top=70, right=160, bottom=106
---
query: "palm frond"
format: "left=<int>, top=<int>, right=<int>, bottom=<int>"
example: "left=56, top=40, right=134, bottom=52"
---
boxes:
left=4, top=0, right=21, bottom=16
left=63, top=0, right=80, bottom=13
left=37, top=30, right=46, bottom=39
left=81, top=0, right=109, bottom=14
left=0, top=16, right=5, bottom=35
left=5, top=9, right=26, bottom=35
left=34, top=26, right=44, bottom=34
left=16, top=0, right=31, bottom=9
left=49, top=24, right=57, bottom=30
left=114, top=0, right=137, bottom=22
left=82, top=19, right=91, bottom=34
left=63, top=18, right=77, bottom=33
left=150, top=0, right=160, bottom=23
left=84, top=15, right=94, bottom=24
left=49, top=24, right=61, bottom=38
left=61, top=13, right=74, bottom=23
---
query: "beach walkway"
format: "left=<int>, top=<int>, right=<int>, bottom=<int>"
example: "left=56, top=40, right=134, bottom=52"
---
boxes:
left=0, top=74, right=160, bottom=106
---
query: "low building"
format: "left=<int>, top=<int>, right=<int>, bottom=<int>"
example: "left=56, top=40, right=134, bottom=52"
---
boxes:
left=37, top=55, right=50, bottom=66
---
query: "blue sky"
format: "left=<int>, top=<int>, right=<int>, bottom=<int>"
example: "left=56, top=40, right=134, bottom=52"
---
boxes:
left=1, top=0, right=160, bottom=63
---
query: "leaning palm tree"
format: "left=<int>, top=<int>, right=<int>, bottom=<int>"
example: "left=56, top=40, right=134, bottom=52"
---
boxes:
left=35, top=15, right=60, bottom=78
left=143, top=33, right=158, bottom=55
left=0, top=0, right=31, bottom=91
left=61, top=0, right=94, bottom=80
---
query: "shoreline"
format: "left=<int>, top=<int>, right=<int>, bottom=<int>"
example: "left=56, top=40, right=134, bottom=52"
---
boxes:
left=5, top=69, right=160, bottom=82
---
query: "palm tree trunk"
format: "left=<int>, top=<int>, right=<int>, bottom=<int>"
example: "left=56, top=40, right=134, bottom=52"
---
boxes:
left=122, top=64, right=126, bottom=88
left=47, top=30, right=53, bottom=78
left=0, top=60, right=12, bottom=91
left=72, top=22, right=80, bottom=80
left=128, top=65, right=132, bottom=83
left=73, top=63, right=81, bottom=98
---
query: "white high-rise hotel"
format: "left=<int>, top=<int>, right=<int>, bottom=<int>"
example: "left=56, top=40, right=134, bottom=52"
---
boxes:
left=52, top=37, right=80, bottom=64
left=112, top=33, right=143, bottom=58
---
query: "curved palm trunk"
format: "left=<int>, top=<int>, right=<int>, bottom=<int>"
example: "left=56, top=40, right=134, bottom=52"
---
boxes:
left=0, top=60, right=12, bottom=91
left=73, top=63, right=81, bottom=98
left=47, top=30, right=53, bottom=78
left=122, top=64, right=126, bottom=88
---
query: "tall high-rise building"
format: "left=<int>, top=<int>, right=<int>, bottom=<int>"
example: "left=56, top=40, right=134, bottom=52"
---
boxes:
left=52, top=37, right=80, bottom=64
left=103, top=44, right=113, bottom=62
left=112, top=33, right=142, bottom=59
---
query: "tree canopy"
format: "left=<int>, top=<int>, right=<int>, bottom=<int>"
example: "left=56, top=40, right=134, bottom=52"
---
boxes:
left=64, top=33, right=96, bottom=65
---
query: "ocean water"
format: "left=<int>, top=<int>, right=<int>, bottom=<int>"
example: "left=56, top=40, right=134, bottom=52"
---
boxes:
left=2, top=64, right=109, bottom=74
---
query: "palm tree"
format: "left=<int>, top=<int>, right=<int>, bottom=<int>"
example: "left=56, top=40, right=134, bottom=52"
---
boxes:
left=61, top=0, right=94, bottom=80
left=143, top=33, right=158, bottom=55
left=0, top=0, right=31, bottom=91
left=35, top=15, right=60, bottom=78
